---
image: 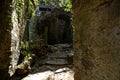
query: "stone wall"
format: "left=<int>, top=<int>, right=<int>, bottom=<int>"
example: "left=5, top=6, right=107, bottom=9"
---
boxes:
left=35, top=7, right=72, bottom=44
left=73, top=0, right=120, bottom=80
left=0, top=0, right=29, bottom=79
left=0, top=0, right=12, bottom=79
left=9, top=0, right=20, bottom=76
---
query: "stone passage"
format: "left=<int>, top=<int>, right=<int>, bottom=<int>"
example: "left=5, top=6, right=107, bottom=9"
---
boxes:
left=23, top=44, right=74, bottom=80
left=44, top=44, right=73, bottom=65
left=11, top=44, right=74, bottom=80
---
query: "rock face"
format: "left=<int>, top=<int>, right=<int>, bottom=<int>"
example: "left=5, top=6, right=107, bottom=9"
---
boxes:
left=0, top=1, right=12, bottom=79
left=0, top=0, right=28, bottom=79
left=72, top=0, right=120, bottom=80
left=9, top=3, right=20, bottom=76
left=22, top=68, right=74, bottom=80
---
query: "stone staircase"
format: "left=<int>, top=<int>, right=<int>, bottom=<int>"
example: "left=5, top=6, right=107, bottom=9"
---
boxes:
left=10, top=44, right=74, bottom=80
left=23, top=44, right=74, bottom=80
left=44, top=44, right=73, bottom=65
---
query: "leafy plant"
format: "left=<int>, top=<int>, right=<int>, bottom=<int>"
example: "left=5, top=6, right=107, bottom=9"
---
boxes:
left=59, top=0, right=72, bottom=12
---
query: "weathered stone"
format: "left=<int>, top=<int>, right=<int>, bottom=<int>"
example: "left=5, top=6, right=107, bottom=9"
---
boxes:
left=29, top=40, right=47, bottom=57
left=35, top=7, right=72, bottom=44
left=45, top=44, right=74, bottom=65
left=54, top=68, right=74, bottom=80
left=0, top=0, right=30, bottom=78
left=73, top=0, right=120, bottom=80
left=22, top=68, right=74, bottom=80
left=10, top=43, right=74, bottom=79
left=9, top=1, right=20, bottom=76
left=45, top=58, right=68, bottom=65
left=48, top=51, right=67, bottom=58
left=0, top=1, right=13, bottom=79
left=67, top=51, right=74, bottom=64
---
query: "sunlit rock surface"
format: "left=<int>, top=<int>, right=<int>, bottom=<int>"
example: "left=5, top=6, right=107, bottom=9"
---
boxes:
left=9, top=5, right=20, bottom=77
left=22, top=68, right=74, bottom=80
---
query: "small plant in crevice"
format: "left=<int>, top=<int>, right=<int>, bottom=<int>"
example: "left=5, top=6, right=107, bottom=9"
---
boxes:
left=16, top=41, right=35, bottom=75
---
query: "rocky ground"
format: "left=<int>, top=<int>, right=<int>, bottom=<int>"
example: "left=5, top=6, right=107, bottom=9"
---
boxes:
left=10, top=44, right=74, bottom=80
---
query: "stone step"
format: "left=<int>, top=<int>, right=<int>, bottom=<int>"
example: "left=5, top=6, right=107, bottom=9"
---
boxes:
left=47, top=51, right=68, bottom=58
left=54, top=44, right=72, bottom=48
left=47, top=54, right=67, bottom=58
left=44, top=58, right=68, bottom=65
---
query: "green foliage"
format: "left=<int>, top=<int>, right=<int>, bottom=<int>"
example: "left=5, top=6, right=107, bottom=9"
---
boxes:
left=20, top=41, right=33, bottom=56
left=39, top=0, right=72, bottom=12
left=19, top=41, right=35, bottom=69
left=15, top=0, right=37, bottom=19
left=16, top=0, right=24, bottom=13
left=59, top=0, right=72, bottom=12
left=20, top=41, right=30, bottom=56
left=20, top=41, right=35, bottom=57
